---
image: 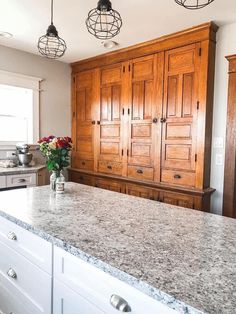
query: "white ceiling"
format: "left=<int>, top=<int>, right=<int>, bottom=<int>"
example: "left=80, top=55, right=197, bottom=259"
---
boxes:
left=0, top=0, right=236, bottom=63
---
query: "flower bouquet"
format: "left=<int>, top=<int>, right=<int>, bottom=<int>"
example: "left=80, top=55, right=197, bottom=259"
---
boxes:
left=38, top=136, right=72, bottom=191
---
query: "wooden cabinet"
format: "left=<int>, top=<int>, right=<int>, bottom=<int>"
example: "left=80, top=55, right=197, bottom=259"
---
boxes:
left=98, top=64, right=125, bottom=175
left=72, top=70, right=96, bottom=170
left=223, top=55, right=236, bottom=218
left=71, top=23, right=217, bottom=211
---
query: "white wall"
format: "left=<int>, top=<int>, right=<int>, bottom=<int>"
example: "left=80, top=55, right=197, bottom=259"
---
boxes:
left=211, top=22, right=236, bottom=214
left=0, top=45, right=71, bottom=139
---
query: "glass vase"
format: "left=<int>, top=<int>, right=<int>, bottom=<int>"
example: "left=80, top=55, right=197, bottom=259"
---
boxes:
left=50, top=170, right=65, bottom=192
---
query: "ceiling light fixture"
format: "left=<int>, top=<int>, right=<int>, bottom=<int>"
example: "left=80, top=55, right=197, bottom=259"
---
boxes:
left=86, top=0, right=122, bottom=40
left=38, top=0, right=67, bottom=59
left=102, top=40, right=118, bottom=49
left=0, top=31, right=13, bottom=38
left=175, top=0, right=215, bottom=9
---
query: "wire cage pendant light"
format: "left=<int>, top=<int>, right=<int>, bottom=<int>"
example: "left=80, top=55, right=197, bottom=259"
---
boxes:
left=86, top=0, right=122, bottom=40
left=38, top=0, right=67, bottom=59
left=175, top=0, right=215, bottom=9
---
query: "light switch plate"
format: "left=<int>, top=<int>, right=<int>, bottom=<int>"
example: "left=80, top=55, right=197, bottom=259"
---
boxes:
left=213, top=137, right=224, bottom=149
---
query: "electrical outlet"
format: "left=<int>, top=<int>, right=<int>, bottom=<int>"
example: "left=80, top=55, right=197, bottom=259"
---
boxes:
left=215, top=154, right=223, bottom=166
left=213, top=137, right=224, bottom=149
left=6, top=151, right=15, bottom=158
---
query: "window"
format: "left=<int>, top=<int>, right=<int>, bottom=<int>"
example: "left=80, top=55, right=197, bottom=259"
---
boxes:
left=0, top=70, right=41, bottom=146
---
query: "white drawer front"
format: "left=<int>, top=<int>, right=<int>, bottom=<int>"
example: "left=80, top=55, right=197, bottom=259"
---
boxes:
left=0, top=240, right=52, bottom=314
left=0, top=271, right=46, bottom=314
left=54, top=247, right=178, bottom=314
left=54, top=279, right=105, bottom=314
left=6, top=173, right=36, bottom=187
left=0, top=216, right=52, bottom=274
left=0, top=176, right=6, bottom=189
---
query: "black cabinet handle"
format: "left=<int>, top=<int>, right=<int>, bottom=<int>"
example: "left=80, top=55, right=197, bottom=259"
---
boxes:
left=160, top=118, right=167, bottom=123
left=82, top=162, right=85, bottom=166
left=91, top=120, right=96, bottom=125
left=97, top=121, right=100, bottom=125
left=174, top=174, right=181, bottom=179
left=152, top=117, right=158, bottom=124
left=107, top=165, right=112, bottom=170
left=137, top=169, right=143, bottom=174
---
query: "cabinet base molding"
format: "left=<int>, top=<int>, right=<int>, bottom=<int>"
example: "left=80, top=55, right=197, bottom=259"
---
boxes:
left=68, top=168, right=215, bottom=212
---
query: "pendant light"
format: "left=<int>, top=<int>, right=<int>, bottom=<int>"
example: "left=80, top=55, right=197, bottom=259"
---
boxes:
left=38, top=0, right=67, bottom=59
left=175, top=0, right=215, bottom=9
left=86, top=0, right=122, bottom=40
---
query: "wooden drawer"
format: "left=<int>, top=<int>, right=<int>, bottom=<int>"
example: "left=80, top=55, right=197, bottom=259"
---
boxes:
left=54, top=279, right=105, bottom=314
left=95, top=178, right=125, bottom=193
left=54, top=246, right=178, bottom=314
left=0, top=273, right=45, bottom=314
left=70, top=172, right=95, bottom=186
left=160, top=191, right=194, bottom=209
left=126, top=184, right=158, bottom=200
left=0, top=240, right=52, bottom=314
left=161, top=169, right=195, bottom=187
left=73, top=159, right=94, bottom=171
left=6, top=173, right=37, bottom=187
left=98, top=161, right=122, bottom=176
left=0, top=216, right=52, bottom=274
left=128, top=166, right=154, bottom=181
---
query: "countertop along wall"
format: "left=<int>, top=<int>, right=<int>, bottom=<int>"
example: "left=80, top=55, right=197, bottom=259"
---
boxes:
left=211, top=22, right=236, bottom=214
left=0, top=44, right=71, bottom=139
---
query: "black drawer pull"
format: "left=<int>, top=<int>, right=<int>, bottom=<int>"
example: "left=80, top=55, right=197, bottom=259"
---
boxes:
left=174, top=174, right=181, bottom=179
left=91, top=120, right=96, bottom=125
left=107, top=165, right=112, bottom=170
left=82, top=162, right=86, bottom=166
left=137, top=169, right=143, bottom=174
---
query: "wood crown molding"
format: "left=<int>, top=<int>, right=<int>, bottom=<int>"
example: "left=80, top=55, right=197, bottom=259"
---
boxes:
left=226, top=54, right=236, bottom=73
left=71, top=21, right=218, bottom=73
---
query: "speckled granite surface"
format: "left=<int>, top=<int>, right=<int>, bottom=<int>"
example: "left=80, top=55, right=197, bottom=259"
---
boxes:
left=0, top=164, right=45, bottom=175
left=0, top=183, right=235, bottom=314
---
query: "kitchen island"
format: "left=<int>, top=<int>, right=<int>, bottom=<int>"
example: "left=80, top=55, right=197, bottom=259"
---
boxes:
left=0, top=183, right=235, bottom=314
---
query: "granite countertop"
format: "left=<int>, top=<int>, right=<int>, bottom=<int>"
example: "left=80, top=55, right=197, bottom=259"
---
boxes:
left=0, top=183, right=235, bottom=314
left=0, top=164, right=46, bottom=175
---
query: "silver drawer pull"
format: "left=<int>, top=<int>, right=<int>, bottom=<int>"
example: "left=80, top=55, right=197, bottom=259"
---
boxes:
left=7, top=268, right=17, bottom=279
left=110, top=295, right=131, bottom=312
left=17, top=179, right=26, bottom=183
left=7, top=231, right=17, bottom=241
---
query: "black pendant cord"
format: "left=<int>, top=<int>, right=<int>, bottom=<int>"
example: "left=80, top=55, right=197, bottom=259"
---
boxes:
left=51, top=0, right=54, bottom=24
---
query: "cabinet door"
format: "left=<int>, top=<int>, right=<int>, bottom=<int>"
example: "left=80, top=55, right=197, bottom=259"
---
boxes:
left=161, top=44, right=200, bottom=174
left=127, top=54, right=164, bottom=181
left=72, top=70, right=96, bottom=170
left=159, top=191, right=194, bottom=209
left=126, top=184, right=158, bottom=200
left=54, top=279, right=105, bottom=314
left=97, top=63, right=124, bottom=177
left=95, top=178, right=125, bottom=193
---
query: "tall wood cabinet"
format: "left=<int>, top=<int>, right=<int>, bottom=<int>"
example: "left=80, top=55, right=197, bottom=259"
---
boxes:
left=69, top=22, right=218, bottom=211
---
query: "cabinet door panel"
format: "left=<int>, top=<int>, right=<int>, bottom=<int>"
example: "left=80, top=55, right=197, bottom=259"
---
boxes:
left=160, top=191, right=194, bottom=209
left=98, top=64, right=124, bottom=171
left=126, top=184, right=158, bottom=200
left=162, top=44, right=199, bottom=174
left=54, top=280, right=105, bottom=314
left=72, top=70, right=95, bottom=169
left=128, top=54, right=163, bottom=176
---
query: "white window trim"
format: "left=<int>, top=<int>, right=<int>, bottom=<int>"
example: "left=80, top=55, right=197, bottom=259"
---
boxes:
left=0, top=70, right=43, bottom=147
